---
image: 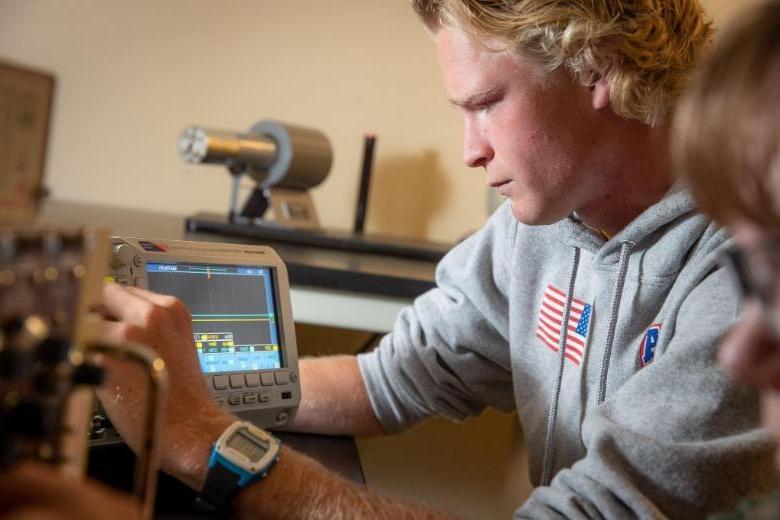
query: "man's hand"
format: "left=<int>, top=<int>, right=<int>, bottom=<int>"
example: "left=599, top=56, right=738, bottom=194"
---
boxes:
left=720, top=301, right=780, bottom=468
left=95, top=283, right=234, bottom=489
left=719, top=301, right=780, bottom=391
left=92, top=284, right=452, bottom=518
left=0, top=463, right=142, bottom=520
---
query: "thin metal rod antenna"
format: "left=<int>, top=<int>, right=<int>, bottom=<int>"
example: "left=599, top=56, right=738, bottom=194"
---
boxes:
left=353, top=134, right=376, bottom=234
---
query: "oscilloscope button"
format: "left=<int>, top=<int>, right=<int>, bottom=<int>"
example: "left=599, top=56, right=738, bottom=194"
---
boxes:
left=274, top=371, right=289, bottom=385
left=228, top=395, right=242, bottom=406
left=245, top=373, right=259, bottom=387
left=213, top=375, right=229, bottom=390
left=243, top=394, right=258, bottom=404
left=260, top=373, right=275, bottom=386
left=229, top=374, right=245, bottom=388
left=259, top=392, right=271, bottom=403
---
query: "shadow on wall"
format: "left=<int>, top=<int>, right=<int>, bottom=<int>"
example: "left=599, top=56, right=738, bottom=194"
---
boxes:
left=367, top=150, right=447, bottom=240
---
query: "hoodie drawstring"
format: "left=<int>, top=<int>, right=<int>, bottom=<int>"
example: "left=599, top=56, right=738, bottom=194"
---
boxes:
left=539, top=240, right=634, bottom=485
left=597, top=241, right=634, bottom=404
left=539, top=247, right=580, bottom=486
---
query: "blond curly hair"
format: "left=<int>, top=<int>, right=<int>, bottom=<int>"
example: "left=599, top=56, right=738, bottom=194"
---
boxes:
left=412, top=0, right=713, bottom=126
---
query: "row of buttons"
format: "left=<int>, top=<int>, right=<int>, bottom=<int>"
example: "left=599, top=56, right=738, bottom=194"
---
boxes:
left=211, top=371, right=291, bottom=390
left=215, top=392, right=272, bottom=407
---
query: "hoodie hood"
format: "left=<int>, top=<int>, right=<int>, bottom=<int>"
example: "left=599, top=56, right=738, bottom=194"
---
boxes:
left=554, top=182, right=698, bottom=257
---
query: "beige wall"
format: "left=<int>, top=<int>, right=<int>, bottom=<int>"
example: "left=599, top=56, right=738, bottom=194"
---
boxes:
left=0, top=0, right=765, bottom=243
left=0, top=0, right=479, bottom=242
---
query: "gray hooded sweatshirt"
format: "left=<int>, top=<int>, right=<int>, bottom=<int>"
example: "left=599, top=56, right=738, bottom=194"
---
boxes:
left=357, top=188, right=775, bottom=519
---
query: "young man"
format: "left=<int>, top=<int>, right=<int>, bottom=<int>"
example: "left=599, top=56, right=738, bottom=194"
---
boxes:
left=93, top=1, right=774, bottom=518
left=1, top=1, right=772, bottom=518
left=673, top=1, right=780, bottom=517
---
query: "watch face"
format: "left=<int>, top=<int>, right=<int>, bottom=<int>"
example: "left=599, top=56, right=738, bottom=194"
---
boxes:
left=226, top=429, right=269, bottom=463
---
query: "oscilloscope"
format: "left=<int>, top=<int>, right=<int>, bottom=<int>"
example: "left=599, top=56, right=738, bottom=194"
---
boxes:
left=109, top=237, right=300, bottom=428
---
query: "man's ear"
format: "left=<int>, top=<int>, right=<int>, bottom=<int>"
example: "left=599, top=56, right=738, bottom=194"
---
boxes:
left=590, top=73, right=610, bottom=111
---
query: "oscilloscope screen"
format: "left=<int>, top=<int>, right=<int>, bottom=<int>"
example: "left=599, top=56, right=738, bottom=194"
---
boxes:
left=145, top=262, right=283, bottom=374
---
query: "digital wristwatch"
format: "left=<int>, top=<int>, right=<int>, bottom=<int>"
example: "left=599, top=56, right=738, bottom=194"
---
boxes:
left=194, top=421, right=281, bottom=514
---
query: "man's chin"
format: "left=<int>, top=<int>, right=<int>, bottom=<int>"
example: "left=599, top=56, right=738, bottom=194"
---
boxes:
left=510, top=200, right=565, bottom=226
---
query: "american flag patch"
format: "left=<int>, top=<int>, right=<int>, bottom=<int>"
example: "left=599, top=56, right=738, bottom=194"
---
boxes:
left=535, top=284, right=592, bottom=366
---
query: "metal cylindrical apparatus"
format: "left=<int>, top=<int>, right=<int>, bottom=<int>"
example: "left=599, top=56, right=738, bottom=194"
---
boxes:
left=178, top=120, right=332, bottom=190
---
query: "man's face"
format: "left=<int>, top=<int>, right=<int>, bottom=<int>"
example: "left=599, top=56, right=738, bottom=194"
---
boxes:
left=435, top=27, right=608, bottom=225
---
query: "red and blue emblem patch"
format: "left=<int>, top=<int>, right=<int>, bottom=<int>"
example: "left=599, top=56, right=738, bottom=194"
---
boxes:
left=639, top=323, right=662, bottom=367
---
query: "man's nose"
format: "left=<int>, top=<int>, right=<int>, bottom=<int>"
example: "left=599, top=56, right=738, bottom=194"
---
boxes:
left=462, top=120, right=493, bottom=168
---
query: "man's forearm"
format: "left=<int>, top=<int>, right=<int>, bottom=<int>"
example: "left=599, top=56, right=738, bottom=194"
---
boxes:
left=287, top=355, right=385, bottom=437
left=233, top=446, right=452, bottom=520
left=160, top=355, right=385, bottom=491
left=167, top=408, right=451, bottom=519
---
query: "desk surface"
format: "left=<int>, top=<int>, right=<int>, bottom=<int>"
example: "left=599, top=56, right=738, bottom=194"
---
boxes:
left=37, top=200, right=440, bottom=332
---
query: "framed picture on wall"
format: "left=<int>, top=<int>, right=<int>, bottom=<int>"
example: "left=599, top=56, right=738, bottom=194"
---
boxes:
left=0, top=59, right=55, bottom=222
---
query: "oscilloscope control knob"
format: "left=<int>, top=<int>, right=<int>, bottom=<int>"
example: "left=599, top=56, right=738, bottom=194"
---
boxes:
left=109, top=249, right=126, bottom=269
left=112, top=243, right=135, bottom=265
left=111, top=244, right=137, bottom=269
left=110, top=242, right=135, bottom=285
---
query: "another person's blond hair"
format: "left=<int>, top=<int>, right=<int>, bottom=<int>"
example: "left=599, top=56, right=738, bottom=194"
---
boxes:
left=673, top=0, right=780, bottom=227
left=412, top=0, right=713, bottom=126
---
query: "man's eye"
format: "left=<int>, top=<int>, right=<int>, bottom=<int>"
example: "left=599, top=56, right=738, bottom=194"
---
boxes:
left=476, top=99, right=500, bottom=112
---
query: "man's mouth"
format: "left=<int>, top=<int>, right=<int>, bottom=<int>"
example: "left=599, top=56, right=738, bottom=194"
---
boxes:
left=489, top=179, right=511, bottom=189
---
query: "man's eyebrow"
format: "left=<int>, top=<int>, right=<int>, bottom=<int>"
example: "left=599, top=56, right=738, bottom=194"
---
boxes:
left=448, top=87, right=505, bottom=108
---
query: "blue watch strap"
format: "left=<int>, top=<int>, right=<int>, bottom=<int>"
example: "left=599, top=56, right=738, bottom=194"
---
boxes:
left=193, top=451, right=244, bottom=514
left=193, top=436, right=281, bottom=514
